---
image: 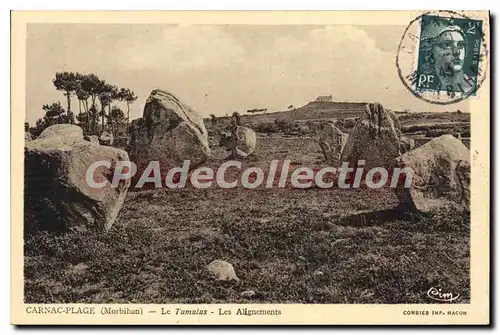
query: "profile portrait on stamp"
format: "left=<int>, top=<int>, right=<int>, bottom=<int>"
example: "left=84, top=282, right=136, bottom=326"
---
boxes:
left=415, top=15, right=483, bottom=96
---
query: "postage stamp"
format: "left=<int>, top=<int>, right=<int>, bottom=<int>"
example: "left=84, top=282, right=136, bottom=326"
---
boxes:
left=397, top=11, right=489, bottom=105
left=10, top=11, right=490, bottom=326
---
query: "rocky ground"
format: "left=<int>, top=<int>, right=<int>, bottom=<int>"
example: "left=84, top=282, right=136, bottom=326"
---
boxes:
left=24, top=134, right=470, bottom=304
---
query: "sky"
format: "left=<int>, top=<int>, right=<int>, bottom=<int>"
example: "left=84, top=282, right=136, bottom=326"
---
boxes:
left=25, top=23, right=469, bottom=125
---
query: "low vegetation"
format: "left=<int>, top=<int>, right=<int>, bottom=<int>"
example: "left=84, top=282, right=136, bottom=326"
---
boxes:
left=25, top=136, right=470, bottom=304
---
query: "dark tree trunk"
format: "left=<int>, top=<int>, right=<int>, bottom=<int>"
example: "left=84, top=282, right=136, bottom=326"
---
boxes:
left=126, top=102, right=130, bottom=125
left=66, top=92, right=72, bottom=123
left=108, top=102, right=113, bottom=136
left=84, top=99, right=90, bottom=134
left=91, top=96, right=97, bottom=135
left=101, top=107, right=105, bottom=132
left=78, top=99, right=82, bottom=133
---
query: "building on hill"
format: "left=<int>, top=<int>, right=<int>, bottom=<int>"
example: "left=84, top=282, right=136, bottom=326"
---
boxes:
left=315, top=95, right=333, bottom=102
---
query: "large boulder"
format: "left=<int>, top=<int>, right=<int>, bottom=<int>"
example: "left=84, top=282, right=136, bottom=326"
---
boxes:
left=341, top=102, right=401, bottom=170
left=220, top=126, right=256, bottom=159
left=318, top=123, right=349, bottom=166
left=38, top=123, right=83, bottom=140
left=24, top=124, right=131, bottom=232
left=128, top=89, right=210, bottom=172
left=394, top=135, right=470, bottom=213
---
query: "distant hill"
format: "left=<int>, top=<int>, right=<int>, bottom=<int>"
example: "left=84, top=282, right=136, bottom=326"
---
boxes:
left=240, top=101, right=368, bottom=124
left=206, top=100, right=469, bottom=128
left=205, top=99, right=470, bottom=139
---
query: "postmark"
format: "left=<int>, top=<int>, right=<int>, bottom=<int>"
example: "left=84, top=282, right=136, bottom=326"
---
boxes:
left=396, top=11, right=489, bottom=105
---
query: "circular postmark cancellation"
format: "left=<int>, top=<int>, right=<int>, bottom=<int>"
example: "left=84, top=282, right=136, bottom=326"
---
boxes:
left=397, top=11, right=489, bottom=105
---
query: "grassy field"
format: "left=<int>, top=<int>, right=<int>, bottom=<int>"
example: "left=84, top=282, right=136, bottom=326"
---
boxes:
left=24, top=134, right=470, bottom=304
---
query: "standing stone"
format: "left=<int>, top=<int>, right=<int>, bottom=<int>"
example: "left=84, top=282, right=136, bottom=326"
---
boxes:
left=220, top=126, right=256, bottom=159
left=207, top=260, right=239, bottom=281
left=25, top=124, right=131, bottom=232
left=127, top=118, right=144, bottom=148
left=128, top=89, right=210, bottom=173
left=395, top=135, right=470, bottom=213
left=388, top=110, right=402, bottom=138
left=399, top=136, right=415, bottom=154
left=341, top=102, right=401, bottom=170
left=318, top=123, right=349, bottom=166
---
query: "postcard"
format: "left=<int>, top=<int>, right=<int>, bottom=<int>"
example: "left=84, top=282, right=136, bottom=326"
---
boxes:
left=11, top=10, right=490, bottom=325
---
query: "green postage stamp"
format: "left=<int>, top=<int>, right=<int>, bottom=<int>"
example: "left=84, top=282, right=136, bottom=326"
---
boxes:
left=397, top=11, right=488, bottom=105
left=416, top=14, right=483, bottom=95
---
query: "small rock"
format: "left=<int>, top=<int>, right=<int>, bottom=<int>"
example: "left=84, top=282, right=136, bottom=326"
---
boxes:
left=399, top=136, right=415, bottom=154
left=314, top=270, right=324, bottom=276
left=240, top=290, right=255, bottom=298
left=99, top=130, right=114, bottom=146
left=84, top=135, right=100, bottom=144
left=207, top=260, right=239, bottom=281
